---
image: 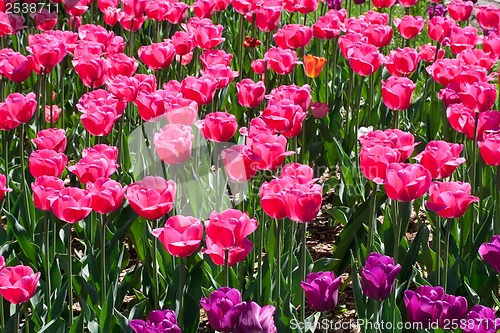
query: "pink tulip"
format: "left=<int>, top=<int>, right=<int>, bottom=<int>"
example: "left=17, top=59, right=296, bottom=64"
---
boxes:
left=425, top=181, right=478, bottom=218
left=154, top=124, right=193, bottom=165
left=31, top=176, right=64, bottom=211
left=181, top=75, right=218, bottom=105
left=68, top=150, right=118, bottom=184
left=205, top=209, right=258, bottom=250
left=197, top=112, right=238, bottom=142
left=236, top=79, right=265, bottom=108
left=479, top=131, right=500, bottom=166
left=359, top=129, right=417, bottom=162
left=221, top=145, right=263, bottom=183
left=273, top=24, right=313, bottom=49
left=285, top=183, right=322, bottom=222
left=125, top=176, right=176, bottom=220
left=138, top=41, right=176, bottom=70
left=5, top=92, right=37, bottom=124
left=29, top=149, right=68, bottom=179
left=260, top=178, right=291, bottom=219
left=414, top=141, right=466, bottom=179
left=0, top=50, right=32, bottom=83
left=0, top=265, right=40, bottom=304
left=0, top=174, right=12, bottom=204
left=202, top=236, right=253, bottom=266
left=86, top=178, right=125, bottom=214
left=360, top=145, right=401, bottom=184
left=384, top=163, right=431, bottom=202
left=152, top=215, right=203, bottom=257
left=50, top=187, right=92, bottom=223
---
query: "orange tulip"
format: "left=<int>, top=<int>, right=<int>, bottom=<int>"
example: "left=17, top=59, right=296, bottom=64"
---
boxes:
left=303, top=54, right=327, bottom=78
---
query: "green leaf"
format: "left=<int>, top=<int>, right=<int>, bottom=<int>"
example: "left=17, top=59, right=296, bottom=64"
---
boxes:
left=350, top=251, right=366, bottom=319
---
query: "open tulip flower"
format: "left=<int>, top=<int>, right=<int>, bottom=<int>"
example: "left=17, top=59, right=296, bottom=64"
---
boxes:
left=300, top=271, right=342, bottom=312
left=425, top=181, right=479, bottom=219
left=384, top=163, right=432, bottom=202
left=361, top=252, right=401, bottom=301
left=152, top=215, right=203, bottom=258
left=303, top=54, right=327, bottom=78
left=0, top=265, right=40, bottom=305
left=205, top=209, right=258, bottom=250
left=125, top=176, right=176, bottom=220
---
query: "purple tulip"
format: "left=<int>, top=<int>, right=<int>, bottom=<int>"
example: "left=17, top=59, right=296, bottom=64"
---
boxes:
left=428, top=4, right=447, bottom=19
left=462, top=305, right=500, bottom=333
left=327, top=0, right=342, bottom=10
left=129, top=309, right=181, bottom=333
left=479, top=235, right=500, bottom=272
left=300, top=271, right=342, bottom=312
left=405, top=286, right=469, bottom=329
left=200, top=287, right=242, bottom=333
left=439, top=294, right=468, bottom=328
left=404, top=286, right=444, bottom=328
left=361, top=252, right=401, bottom=301
left=233, top=301, right=277, bottom=333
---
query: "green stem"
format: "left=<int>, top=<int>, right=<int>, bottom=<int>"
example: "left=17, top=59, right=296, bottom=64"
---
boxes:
left=443, top=219, right=452, bottom=292
left=67, top=224, right=73, bottom=325
left=345, top=69, right=354, bottom=144
left=101, top=214, right=107, bottom=301
left=257, top=217, right=264, bottom=303
left=44, top=212, right=51, bottom=304
left=237, top=14, right=244, bottom=76
left=367, top=184, right=379, bottom=254
left=19, top=125, right=32, bottom=236
left=274, top=219, right=282, bottom=311
left=300, top=223, right=307, bottom=323
left=471, top=112, right=479, bottom=245
left=178, top=257, right=185, bottom=329
left=496, top=166, right=500, bottom=234
left=24, top=303, right=29, bottom=333
left=153, top=219, right=159, bottom=309
left=0, top=296, right=4, bottom=330
left=436, top=217, right=441, bottom=287
left=15, top=305, right=20, bottom=332
left=392, top=200, right=400, bottom=264
left=128, top=20, right=135, bottom=56
left=393, top=110, right=399, bottom=129
left=353, top=76, right=363, bottom=186
left=368, top=74, right=374, bottom=125
left=287, top=220, right=294, bottom=296
left=323, top=312, right=329, bottom=333
left=224, top=249, right=230, bottom=287
left=325, top=39, right=330, bottom=104
left=3, top=133, right=10, bottom=211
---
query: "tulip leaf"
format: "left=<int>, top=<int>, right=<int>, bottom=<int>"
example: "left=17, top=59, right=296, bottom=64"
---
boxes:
left=37, top=318, right=66, bottom=333
left=48, top=280, right=68, bottom=322
left=350, top=251, right=366, bottom=320
left=400, top=223, right=428, bottom=286
left=100, top=282, right=115, bottom=332
left=312, top=258, right=338, bottom=273
left=463, top=277, right=480, bottom=305
left=3, top=208, right=40, bottom=265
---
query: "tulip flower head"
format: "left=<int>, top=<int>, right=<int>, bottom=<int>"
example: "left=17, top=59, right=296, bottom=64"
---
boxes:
left=300, top=271, right=342, bottom=312
left=0, top=265, right=40, bottom=304
left=479, top=235, right=500, bottom=273
left=425, top=181, right=478, bottom=219
left=152, top=215, right=203, bottom=258
left=361, top=252, right=401, bottom=300
left=125, top=176, right=177, bottom=220
left=129, top=309, right=181, bottom=333
left=303, top=54, right=327, bottom=78
left=461, top=305, right=500, bottom=333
